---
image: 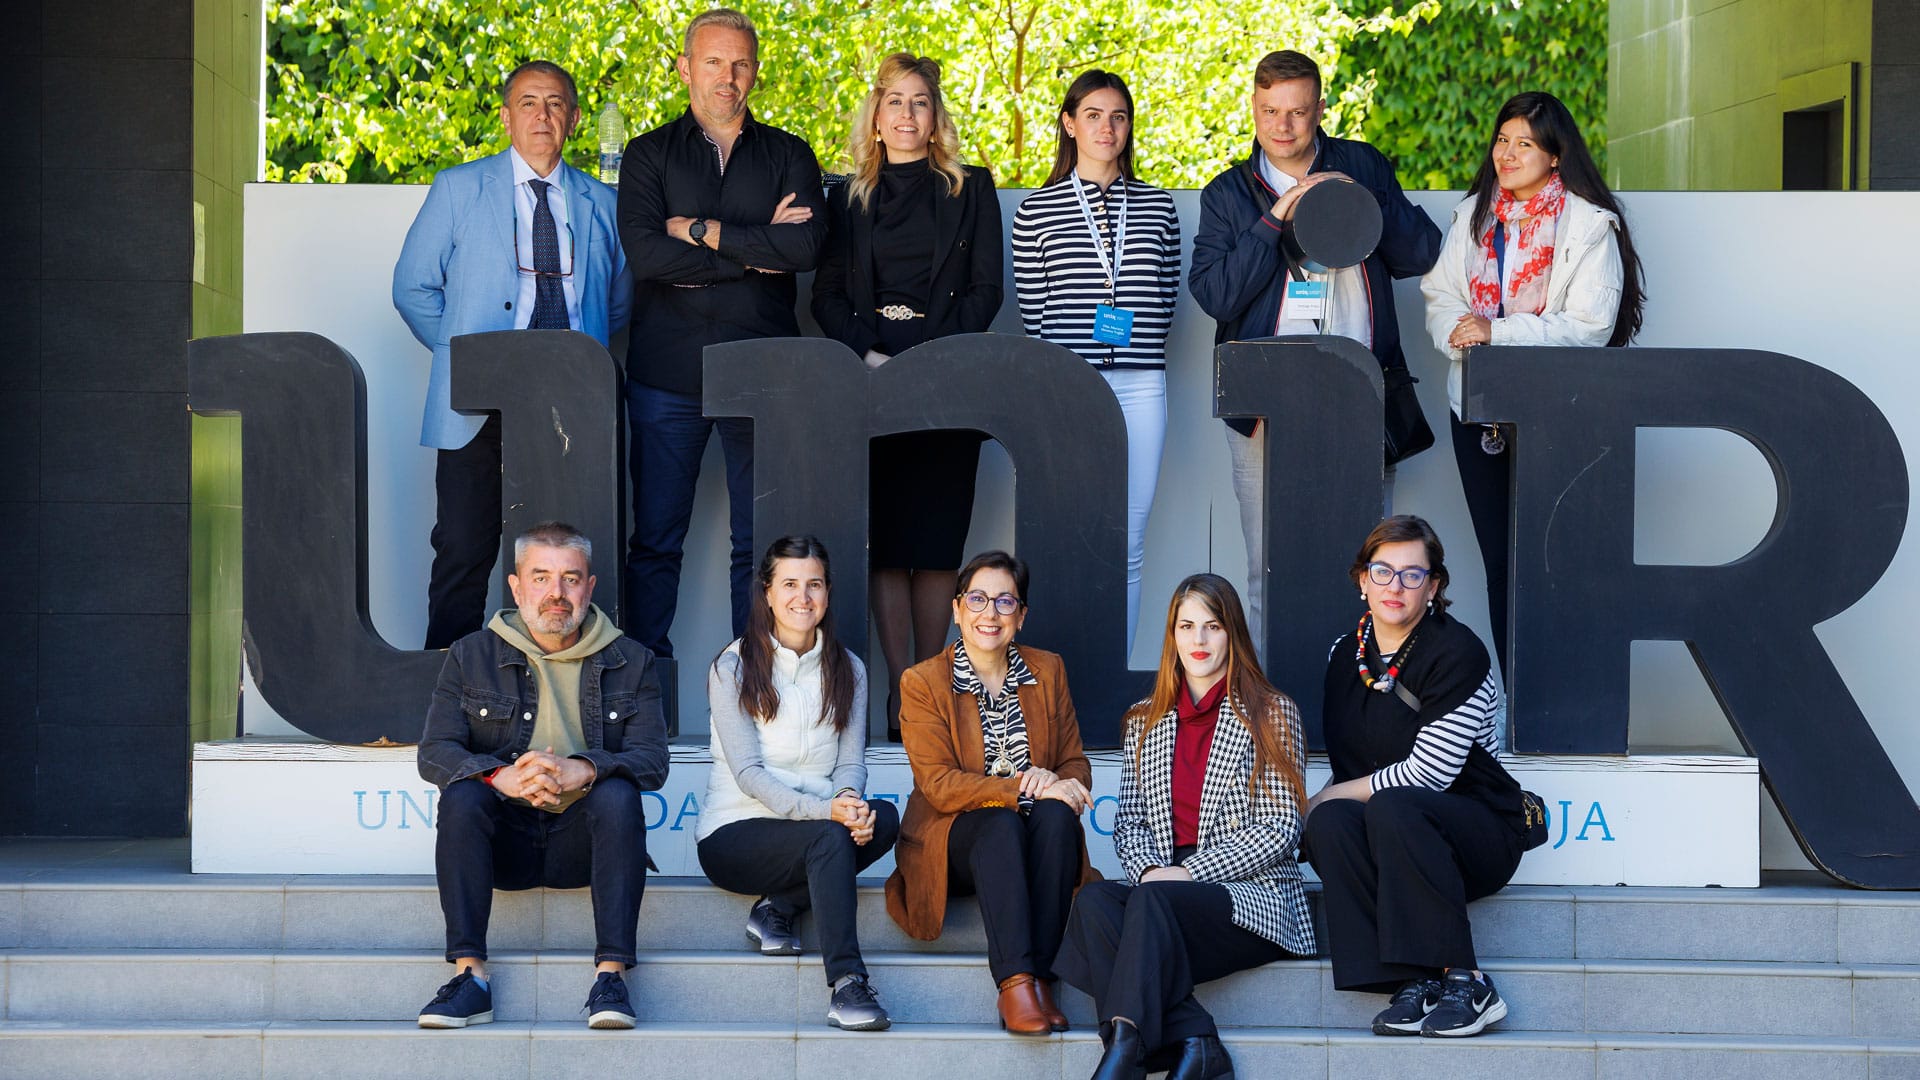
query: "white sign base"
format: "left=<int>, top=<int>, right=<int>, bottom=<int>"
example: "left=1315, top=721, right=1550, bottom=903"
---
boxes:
left=192, top=740, right=1756, bottom=886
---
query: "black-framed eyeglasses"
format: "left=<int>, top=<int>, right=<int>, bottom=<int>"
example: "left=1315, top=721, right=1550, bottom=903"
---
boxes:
left=960, top=590, right=1022, bottom=615
left=514, top=219, right=576, bottom=279
left=1366, top=562, right=1430, bottom=589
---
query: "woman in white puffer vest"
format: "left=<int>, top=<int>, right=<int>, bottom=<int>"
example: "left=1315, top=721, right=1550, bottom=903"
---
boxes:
left=697, top=535, right=900, bottom=1032
left=1419, top=91, right=1646, bottom=678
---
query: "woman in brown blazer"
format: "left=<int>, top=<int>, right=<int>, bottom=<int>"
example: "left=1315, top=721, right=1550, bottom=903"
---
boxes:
left=885, top=550, right=1099, bottom=1036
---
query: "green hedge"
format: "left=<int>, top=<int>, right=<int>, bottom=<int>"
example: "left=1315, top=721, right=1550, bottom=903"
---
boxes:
left=265, top=0, right=1606, bottom=190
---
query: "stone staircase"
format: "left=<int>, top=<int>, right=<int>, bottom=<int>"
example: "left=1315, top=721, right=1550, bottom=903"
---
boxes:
left=2, top=839, right=1918, bottom=1078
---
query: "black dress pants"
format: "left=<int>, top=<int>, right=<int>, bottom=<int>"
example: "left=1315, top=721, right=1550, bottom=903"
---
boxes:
left=696, top=802, right=901, bottom=984
left=1055, top=880, right=1287, bottom=1055
left=1303, top=786, right=1523, bottom=992
left=435, top=776, right=650, bottom=967
left=426, top=413, right=503, bottom=650
left=945, top=800, right=1084, bottom=984
left=1451, top=413, right=1513, bottom=678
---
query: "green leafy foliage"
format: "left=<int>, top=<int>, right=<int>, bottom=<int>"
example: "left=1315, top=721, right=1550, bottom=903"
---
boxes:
left=266, top=0, right=1606, bottom=189
left=1338, top=0, right=1610, bottom=189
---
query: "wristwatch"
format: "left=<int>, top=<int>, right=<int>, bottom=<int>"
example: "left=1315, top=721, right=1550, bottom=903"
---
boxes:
left=688, top=219, right=709, bottom=247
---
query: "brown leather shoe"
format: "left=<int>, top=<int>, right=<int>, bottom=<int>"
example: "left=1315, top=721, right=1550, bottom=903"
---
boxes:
left=1034, top=978, right=1069, bottom=1032
left=996, top=973, right=1051, bottom=1036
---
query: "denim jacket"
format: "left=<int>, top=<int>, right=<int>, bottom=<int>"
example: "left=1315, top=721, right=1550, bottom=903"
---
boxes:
left=417, top=626, right=670, bottom=792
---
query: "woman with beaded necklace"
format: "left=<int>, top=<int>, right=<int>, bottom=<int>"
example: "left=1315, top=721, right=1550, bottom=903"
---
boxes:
left=1302, top=515, right=1529, bottom=1039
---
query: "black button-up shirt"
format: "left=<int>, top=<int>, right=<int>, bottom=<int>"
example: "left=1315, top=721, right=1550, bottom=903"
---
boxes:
left=617, top=108, right=827, bottom=395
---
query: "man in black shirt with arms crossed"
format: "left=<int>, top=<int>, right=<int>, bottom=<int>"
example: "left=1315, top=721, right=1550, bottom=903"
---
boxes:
left=618, top=7, right=826, bottom=661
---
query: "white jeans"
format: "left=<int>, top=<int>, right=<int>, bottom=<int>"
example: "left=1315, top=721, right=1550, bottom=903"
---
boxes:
left=1102, top=367, right=1167, bottom=644
left=1225, top=420, right=1265, bottom=650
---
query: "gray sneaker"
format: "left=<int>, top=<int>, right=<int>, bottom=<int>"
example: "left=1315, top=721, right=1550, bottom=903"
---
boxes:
left=826, top=974, right=891, bottom=1031
left=747, top=896, right=802, bottom=955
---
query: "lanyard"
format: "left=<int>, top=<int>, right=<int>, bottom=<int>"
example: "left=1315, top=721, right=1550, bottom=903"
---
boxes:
left=1493, top=221, right=1508, bottom=318
left=1070, top=169, right=1127, bottom=292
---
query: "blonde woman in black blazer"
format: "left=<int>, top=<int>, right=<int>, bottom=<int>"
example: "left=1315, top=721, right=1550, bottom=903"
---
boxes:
left=1057, top=574, right=1314, bottom=1080
left=810, top=52, right=1004, bottom=739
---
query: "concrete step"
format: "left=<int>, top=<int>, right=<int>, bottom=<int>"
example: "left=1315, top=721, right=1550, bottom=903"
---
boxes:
left=6, top=947, right=1920, bottom=1041
left=7, top=868, right=1920, bottom=967
left=1, top=1021, right=1917, bottom=1080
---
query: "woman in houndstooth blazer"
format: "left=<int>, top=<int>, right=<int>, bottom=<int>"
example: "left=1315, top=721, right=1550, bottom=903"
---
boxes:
left=1057, top=573, right=1313, bottom=1080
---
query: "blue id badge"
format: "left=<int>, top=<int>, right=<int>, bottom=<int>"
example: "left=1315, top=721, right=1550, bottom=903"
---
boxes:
left=1282, top=279, right=1326, bottom=321
left=1092, top=304, right=1136, bottom=347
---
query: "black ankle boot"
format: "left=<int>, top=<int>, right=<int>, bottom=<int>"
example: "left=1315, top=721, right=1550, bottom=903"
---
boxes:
left=1167, top=1033, right=1234, bottom=1080
left=1090, top=1018, right=1146, bottom=1080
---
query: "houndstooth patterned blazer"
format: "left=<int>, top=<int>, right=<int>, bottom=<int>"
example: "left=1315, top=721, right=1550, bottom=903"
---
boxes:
left=1110, top=691, right=1316, bottom=957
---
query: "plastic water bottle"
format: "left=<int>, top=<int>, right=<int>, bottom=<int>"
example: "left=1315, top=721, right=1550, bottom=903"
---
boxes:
left=597, top=100, right=626, bottom=186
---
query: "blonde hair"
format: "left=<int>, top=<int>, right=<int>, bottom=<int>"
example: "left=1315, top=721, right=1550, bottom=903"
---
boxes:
left=844, top=53, right=967, bottom=211
left=682, top=8, right=757, bottom=60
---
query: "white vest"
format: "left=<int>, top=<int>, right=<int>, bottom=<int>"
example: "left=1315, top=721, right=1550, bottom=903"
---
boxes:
left=699, top=636, right=843, bottom=839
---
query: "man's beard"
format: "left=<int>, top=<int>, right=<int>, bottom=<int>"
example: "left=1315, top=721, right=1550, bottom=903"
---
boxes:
left=526, top=601, right=583, bottom=636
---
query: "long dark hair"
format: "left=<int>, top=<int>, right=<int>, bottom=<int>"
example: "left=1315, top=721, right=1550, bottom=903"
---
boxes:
left=724, top=535, right=858, bottom=732
left=1465, top=91, right=1645, bottom=347
left=1130, top=574, right=1303, bottom=804
left=1043, top=69, right=1136, bottom=187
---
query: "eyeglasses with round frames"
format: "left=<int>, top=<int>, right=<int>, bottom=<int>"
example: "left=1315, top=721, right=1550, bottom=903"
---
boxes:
left=1366, top=562, right=1430, bottom=590
left=960, top=590, right=1022, bottom=615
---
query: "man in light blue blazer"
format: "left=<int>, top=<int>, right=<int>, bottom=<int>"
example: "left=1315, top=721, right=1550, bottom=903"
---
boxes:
left=394, top=60, right=632, bottom=649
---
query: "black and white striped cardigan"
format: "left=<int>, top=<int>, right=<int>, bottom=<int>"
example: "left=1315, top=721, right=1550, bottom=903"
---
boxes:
left=1110, top=691, right=1316, bottom=957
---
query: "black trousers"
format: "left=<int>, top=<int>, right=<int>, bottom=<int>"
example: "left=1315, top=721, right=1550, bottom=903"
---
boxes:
left=1451, top=413, right=1513, bottom=679
left=435, top=776, right=649, bottom=967
left=696, top=802, right=901, bottom=984
left=426, top=414, right=503, bottom=650
left=946, top=801, right=1084, bottom=984
left=1303, top=786, right=1523, bottom=993
left=1056, top=880, right=1287, bottom=1054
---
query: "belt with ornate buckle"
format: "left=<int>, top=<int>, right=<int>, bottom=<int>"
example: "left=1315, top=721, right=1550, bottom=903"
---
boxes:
left=876, top=305, right=926, bottom=321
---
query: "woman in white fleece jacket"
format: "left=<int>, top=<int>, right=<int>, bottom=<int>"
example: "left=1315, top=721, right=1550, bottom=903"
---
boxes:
left=697, top=535, right=899, bottom=1032
left=1420, top=91, right=1645, bottom=676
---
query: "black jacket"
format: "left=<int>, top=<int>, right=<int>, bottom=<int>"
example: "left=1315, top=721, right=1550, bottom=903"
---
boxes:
left=618, top=108, right=827, bottom=394
left=1190, top=132, right=1439, bottom=432
left=810, top=163, right=1004, bottom=354
left=416, top=624, right=669, bottom=792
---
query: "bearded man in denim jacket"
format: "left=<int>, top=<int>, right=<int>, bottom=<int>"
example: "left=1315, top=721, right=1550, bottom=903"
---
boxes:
left=415, top=521, right=667, bottom=1030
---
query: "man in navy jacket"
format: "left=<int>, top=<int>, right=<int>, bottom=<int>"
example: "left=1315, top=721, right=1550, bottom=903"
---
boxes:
left=1189, top=49, right=1440, bottom=643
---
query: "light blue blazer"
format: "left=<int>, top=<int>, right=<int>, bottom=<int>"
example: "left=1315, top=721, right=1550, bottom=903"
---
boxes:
left=393, top=149, right=632, bottom=450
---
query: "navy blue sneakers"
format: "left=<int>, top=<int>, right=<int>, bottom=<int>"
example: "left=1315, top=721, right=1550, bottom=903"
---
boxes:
left=1371, top=975, right=1444, bottom=1035
left=585, top=970, right=637, bottom=1029
left=1421, top=969, right=1507, bottom=1037
left=418, top=970, right=493, bottom=1029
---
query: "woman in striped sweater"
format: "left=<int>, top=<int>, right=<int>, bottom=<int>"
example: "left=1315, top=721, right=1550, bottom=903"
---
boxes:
left=1010, top=71, right=1181, bottom=645
left=1303, top=515, right=1528, bottom=1039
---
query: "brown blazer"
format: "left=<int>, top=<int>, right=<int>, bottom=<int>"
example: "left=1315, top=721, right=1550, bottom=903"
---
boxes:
left=884, top=643, right=1100, bottom=941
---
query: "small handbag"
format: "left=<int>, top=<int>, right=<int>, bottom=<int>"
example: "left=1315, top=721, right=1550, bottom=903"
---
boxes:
left=1519, top=790, right=1549, bottom=850
left=1382, top=364, right=1435, bottom=466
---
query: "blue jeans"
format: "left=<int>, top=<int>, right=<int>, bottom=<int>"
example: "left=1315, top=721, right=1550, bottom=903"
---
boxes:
left=623, top=382, right=754, bottom=657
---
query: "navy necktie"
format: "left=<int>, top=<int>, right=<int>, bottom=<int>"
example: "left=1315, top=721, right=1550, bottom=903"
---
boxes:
left=527, top=178, right=568, bottom=330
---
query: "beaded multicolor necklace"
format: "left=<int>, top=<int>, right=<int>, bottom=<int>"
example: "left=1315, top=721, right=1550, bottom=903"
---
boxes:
left=1355, top=612, right=1422, bottom=694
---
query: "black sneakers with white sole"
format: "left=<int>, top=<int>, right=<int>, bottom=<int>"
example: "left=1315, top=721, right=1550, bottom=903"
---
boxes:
left=1420, top=968, right=1507, bottom=1037
left=1371, top=975, right=1444, bottom=1035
